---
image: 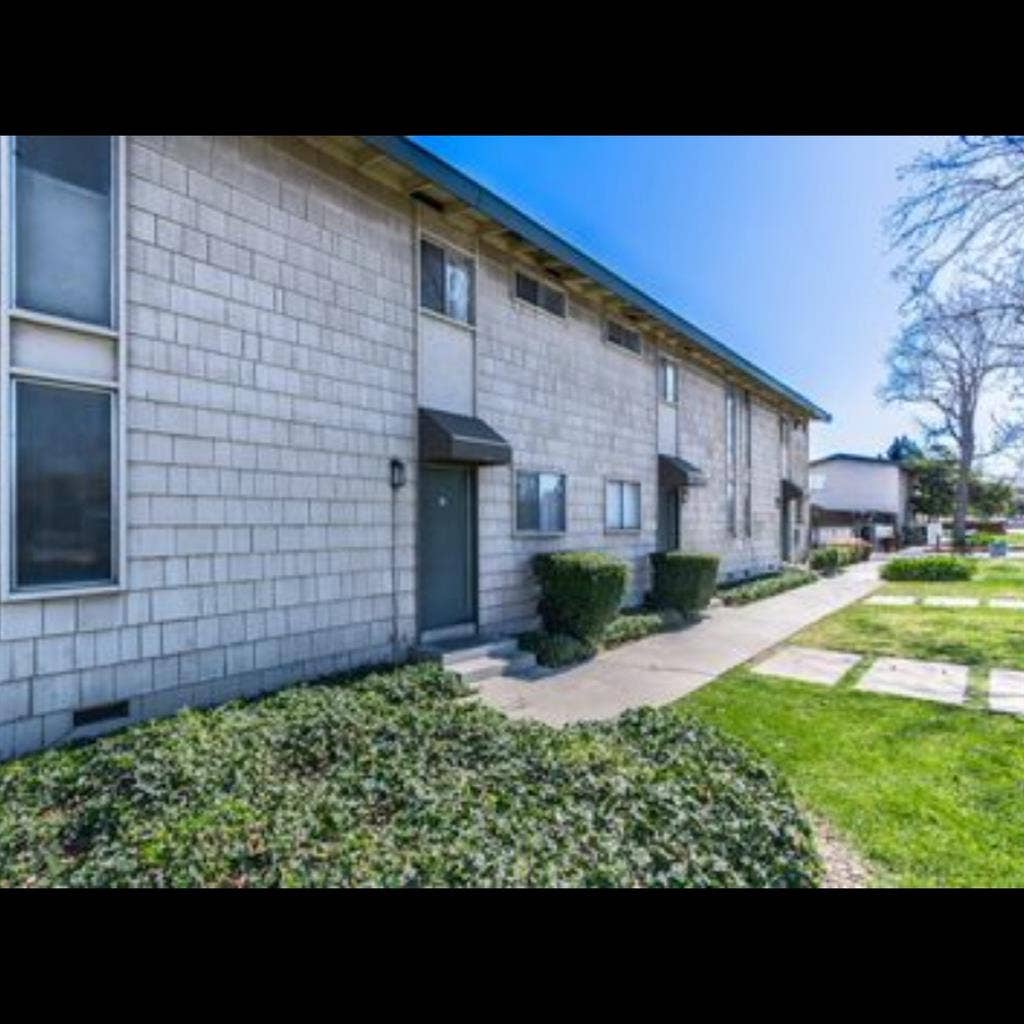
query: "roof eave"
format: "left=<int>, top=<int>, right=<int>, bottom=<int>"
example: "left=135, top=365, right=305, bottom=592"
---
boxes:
left=357, top=135, right=831, bottom=423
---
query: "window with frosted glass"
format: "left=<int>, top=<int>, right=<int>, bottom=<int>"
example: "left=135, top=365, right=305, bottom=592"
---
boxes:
left=660, top=359, right=679, bottom=403
left=420, top=238, right=474, bottom=324
left=606, top=480, right=641, bottom=531
left=516, top=471, right=566, bottom=533
left=14, top=135, right=115, bottom=327
left=744, top=390, right=753, bottom=537
left=726, top=388, right=738, bottom=535
left=15, top=381, right=113, bottom=588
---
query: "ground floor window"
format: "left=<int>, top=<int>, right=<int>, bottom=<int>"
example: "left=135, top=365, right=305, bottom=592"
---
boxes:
left=516, top=471, right=566, bottom=533
left=13, top=380, right=115, bottom=589
left=606, top=480, right=641, bottom=531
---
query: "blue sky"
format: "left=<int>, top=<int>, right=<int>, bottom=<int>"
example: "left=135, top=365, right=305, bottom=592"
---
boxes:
left=412, top=135, right=938, bottom=460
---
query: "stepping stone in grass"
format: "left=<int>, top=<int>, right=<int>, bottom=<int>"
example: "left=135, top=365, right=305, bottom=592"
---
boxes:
left=857, top=657, right=968, bottom=706
left=988, top=669, right=1024, bottom=715
left=865, top=595, right=917, bottom=606
left=921, top=596, right=979, bottom=607
left=988, top=598, right=1024, bottom=610
left=752, top=645, right=861, bottom=686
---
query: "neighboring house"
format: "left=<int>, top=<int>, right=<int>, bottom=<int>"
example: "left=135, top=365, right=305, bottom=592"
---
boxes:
left=0, top=135, right=828, bottom=759
left=809, top=453, right=912, bottom=548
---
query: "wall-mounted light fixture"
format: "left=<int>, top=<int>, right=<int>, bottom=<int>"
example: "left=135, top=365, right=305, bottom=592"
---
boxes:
left=390, top=458, right=407, bottom=490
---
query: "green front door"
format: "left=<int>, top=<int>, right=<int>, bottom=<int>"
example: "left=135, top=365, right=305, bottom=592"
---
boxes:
left=658, top=486, right=680, bottom=551
left=419, top=465, right=476, bottom=632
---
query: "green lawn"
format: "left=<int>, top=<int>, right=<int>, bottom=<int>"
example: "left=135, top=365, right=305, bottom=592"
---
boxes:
left=795, top=605, right=1024, bottom=676
left=880, top=557, right=1024, bottom=599
left=799, top=557, right=1024, bottom=677
left=681, top=670, right=1024, bottom=887
left=679, top=558, right=1024, bottom=886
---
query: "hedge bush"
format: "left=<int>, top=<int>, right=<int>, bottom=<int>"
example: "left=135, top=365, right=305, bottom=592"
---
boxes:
left=880, top=555, right=977, bottom=581
left=811, top=542, right=870, bottom=573
left=533, top=551, right=628, bottom=644
left=809, top=547, right=840, bottom=574
left=603, top=611, right=669, bottom=649
left=649, top=553, right=719, bottom=616
left=968, top=532, right=1008, bottom=549
left=832, top=539, right=872, bottom=563
left=0, top=662, right=822, bottom=888
left=522, top=610, right=678, bottom=667
left=519, top=631, right=596, bottom=668
left=718, top=569, right=817, bottom=606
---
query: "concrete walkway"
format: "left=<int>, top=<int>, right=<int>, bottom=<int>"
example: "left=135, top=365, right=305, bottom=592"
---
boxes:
left=476, top=560, right=882, bottom=726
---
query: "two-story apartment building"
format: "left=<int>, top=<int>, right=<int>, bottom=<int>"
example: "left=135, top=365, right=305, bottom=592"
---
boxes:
left=0, top=135, right=827, bottom=759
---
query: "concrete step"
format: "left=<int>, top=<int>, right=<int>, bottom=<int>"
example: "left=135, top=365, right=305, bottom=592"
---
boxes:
left=420, top=636, right=521, bottom=667
left=451, top=651, right=537, bottom=684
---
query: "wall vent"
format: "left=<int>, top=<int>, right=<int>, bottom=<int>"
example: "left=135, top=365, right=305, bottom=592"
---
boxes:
left=73, top=700, right=130, bottom=728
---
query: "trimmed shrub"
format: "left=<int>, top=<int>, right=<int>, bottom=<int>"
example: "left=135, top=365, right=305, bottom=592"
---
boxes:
left=533, top=551, right=628, bottom=644
left=812, top=541, right=871, bottom=570
left=718, top=569, right=816, bottom=606
left=0, top=662, right=822, bottom=887
left=810, top=547, right=840, bottom=574
left=519, top=630, right=596, bottom=668
left=649, top=553, right=719, bottom=616
left=880, top=555, right=977, bottom=581
left=603, top=611, right=667, bottom=648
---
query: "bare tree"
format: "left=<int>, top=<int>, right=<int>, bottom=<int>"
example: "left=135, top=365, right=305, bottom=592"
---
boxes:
left=888, top=136, right=1024, bottom=318
left=880, top=287, right=1024, bottom=545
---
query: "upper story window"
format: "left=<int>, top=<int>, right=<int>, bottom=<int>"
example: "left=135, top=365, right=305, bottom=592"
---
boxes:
left=3, top=135, right=123, bottom=596
left=726, top=386, right=738, bottom=536
left=659, top=358, right=679, bottom=403
left=515, top=270, right=565, bottom=318
left=420, top=237, right=474, bottom=324
left=606, top=480, right=641, bottom=531
left=515, top=471, right=566, bottom=534
left=743, top=390, right=752, bottom=537
left=780, top=415, right=792, bottom=480
left=14, top=135, right=117, bottom=328
left=607, top=319, right=643, bottom=356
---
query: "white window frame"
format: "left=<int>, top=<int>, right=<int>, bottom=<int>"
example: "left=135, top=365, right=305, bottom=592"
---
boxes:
left=659, top=356, right=679, bottom=403
left=725, top=386, right=738, bottom=537
left=605, top=317, right=644, bottom=359
left=513, top=467, right=567, bottom=537
left=511, top=267, right=567, bottom=321
left=780, top=415, right=792, bottom=481
left=743, top=390, right=753, bottom=538
left=605, top=478, right=641, bottom=533
left=418, top=229, right=477, bottom=329
left=0, top=135, right=127, bottom=601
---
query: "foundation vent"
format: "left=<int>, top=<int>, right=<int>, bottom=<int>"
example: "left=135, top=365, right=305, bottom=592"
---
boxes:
left=73, top=700, right=130, bottom=728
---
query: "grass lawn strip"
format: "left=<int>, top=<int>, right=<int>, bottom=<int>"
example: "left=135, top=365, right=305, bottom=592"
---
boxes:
left=678, top=558, right=1024, bottom=886
left=680, top=667, right=1024, bottom=887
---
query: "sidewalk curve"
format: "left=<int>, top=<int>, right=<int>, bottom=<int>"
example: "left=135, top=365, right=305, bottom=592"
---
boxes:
left=475, top=560, right=882, bottom=726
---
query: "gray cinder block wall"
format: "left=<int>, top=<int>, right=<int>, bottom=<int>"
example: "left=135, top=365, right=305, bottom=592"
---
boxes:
left=0, top=136, right=814, bottom=759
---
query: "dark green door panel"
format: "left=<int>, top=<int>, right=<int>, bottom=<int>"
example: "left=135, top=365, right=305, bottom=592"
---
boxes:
left=419, top=465, right=475, bottom=631
left=658, top=486, right=680, bottom=552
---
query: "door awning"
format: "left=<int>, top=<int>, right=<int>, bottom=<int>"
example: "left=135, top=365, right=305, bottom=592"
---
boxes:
left=659, top=455, right=707, bottom=488
left=419, top=407, right=512, bottom=465
left=781, top=478, right=804, bottom=501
